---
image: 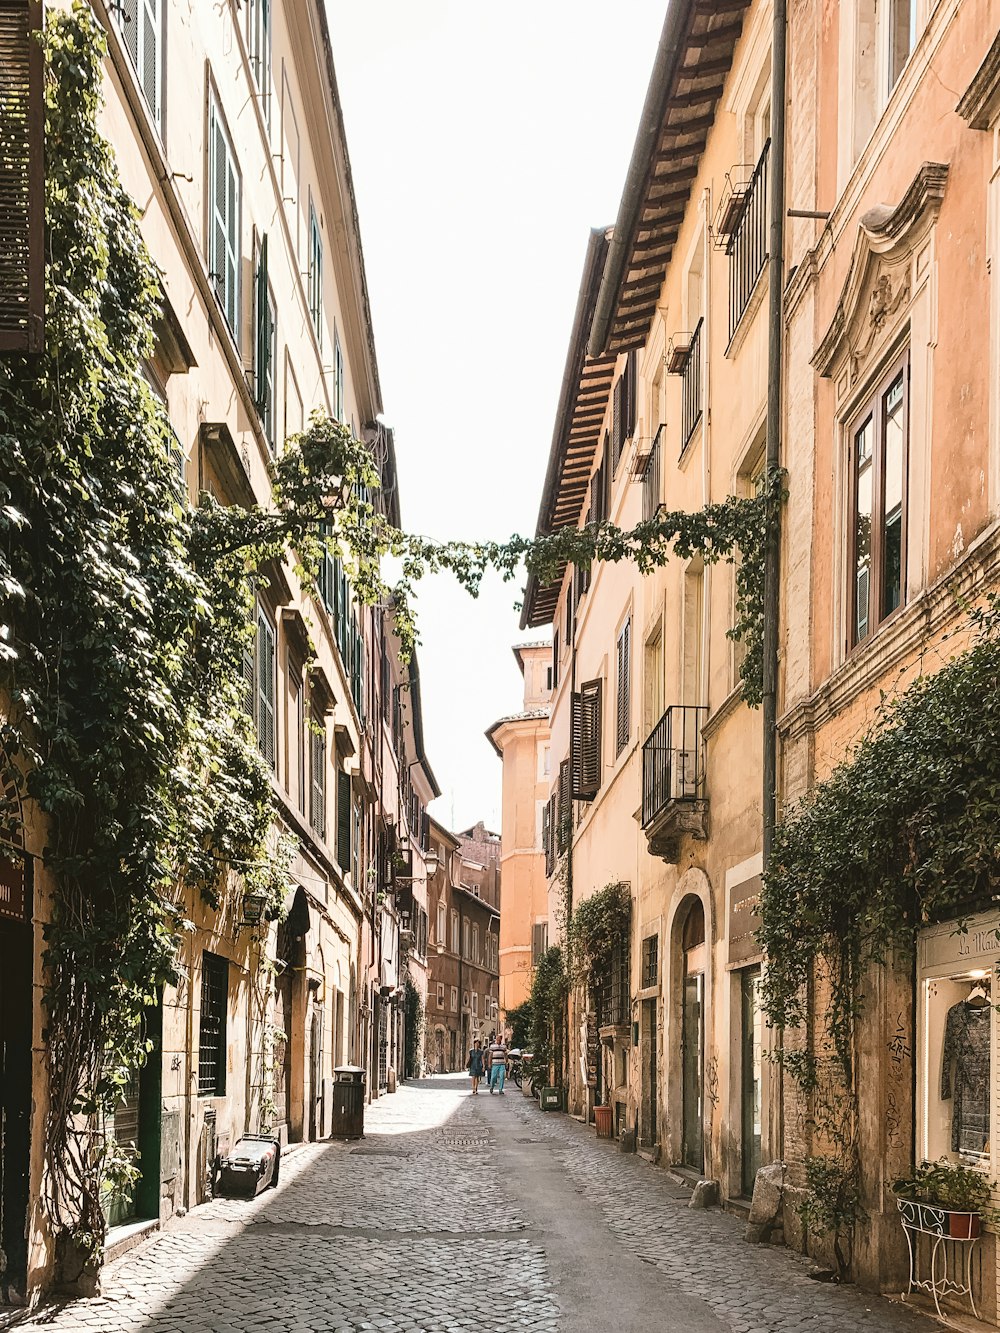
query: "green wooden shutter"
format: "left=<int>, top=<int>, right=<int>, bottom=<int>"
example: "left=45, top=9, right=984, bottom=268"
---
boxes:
left=309, top=721, right=325, bottom=839
left=254, top=232, right=269, bottom=413
left=241, top=635, right=255, bottom=719
left=616, top=620, right=631, bottom=756
left=209, top=96, right=240, bottom=335
left=336, top=769, right=351, bottom=873
left=0, top=0, right=43, bottom=353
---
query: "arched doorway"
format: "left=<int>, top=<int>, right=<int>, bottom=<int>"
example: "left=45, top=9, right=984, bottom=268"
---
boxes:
left=679, top=896, right=706, bottom=1171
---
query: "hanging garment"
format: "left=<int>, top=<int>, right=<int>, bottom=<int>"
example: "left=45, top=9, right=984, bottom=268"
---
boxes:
left=941, top=1000, right=991, bottom=1154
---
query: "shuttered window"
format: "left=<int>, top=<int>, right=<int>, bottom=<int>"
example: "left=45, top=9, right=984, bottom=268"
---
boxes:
left=557, top=759, right=571, bottom=854
left=256, top=610, right=276, bottom=769
left=308, top=200, right=323, bottom=348
left=0, top=0, right=44, bottom=353
left=334, top=331, right=345, bottom=422
left=198, top=952, right=228, bottom=1096
left=572, top=678, right=602, bottom=801
left=253, top=234, right=276, bottom=450
left=113, top=0, right=161, bottom=130
left=336, top=769, right=351, bottom=874
left=246, top=0, right=271, bottom=127
left=616, top=618, right=631, bottom=756
left=611, top=352, right=637, bottom=475
left=241, top=634, right=255, bottom=720
left=209, top=94, right=241, bottom=338
left=532, top=921, right=549, bottom=965
left=552, top=630, right=560, bottom=690
left=309, top=717, right=326, bottom=839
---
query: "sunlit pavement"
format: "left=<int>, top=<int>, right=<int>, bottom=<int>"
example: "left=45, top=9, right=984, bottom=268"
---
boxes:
left=5, top=1075, right=939, bottom=1332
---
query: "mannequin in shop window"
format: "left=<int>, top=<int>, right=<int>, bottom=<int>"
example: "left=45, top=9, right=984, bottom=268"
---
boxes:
left=941, top=978, right=991, bottom=1156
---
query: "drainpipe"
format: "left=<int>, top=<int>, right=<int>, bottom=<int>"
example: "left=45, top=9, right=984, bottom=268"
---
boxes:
left=763, top=0, right=788, bottom=1161
left=700, top=189, right=713, bottom=708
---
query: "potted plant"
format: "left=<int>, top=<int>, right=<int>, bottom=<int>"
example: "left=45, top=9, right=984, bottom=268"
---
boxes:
left=893, top=1159, right=993, bottom=1239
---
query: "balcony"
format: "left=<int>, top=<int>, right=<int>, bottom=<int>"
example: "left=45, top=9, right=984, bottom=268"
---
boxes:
left=727, top=140, right=769, bottom=342
left=641, top=705, right=707, bottom=861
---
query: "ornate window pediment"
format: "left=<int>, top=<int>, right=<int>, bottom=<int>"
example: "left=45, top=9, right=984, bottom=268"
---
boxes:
left=813, top=163, right=949, bottom=388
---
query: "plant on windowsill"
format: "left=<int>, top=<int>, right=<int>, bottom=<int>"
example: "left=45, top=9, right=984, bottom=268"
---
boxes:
left=893, top=1159, right=995, bottom=1239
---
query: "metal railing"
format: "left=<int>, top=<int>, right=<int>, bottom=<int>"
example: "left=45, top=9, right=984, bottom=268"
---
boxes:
left=681, top=318, right=704, bottom=451
left=727, top=139, right=770, bottom=341
left=643, top=424, right=665, bottom=520
left=641, top=705, right=708, bottom=828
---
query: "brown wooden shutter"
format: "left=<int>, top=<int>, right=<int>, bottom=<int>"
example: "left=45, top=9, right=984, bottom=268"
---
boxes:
left=573, top=679, right=602, bottom=801
left=612, top=378, right=624, bottom=472
left=542, top=801, right=551, bottom=876
left=557, top=758, right=571, bottom=853
left=336, top=769, right=351, bottom=873
left=0, top=0, right=44, bottom=353
left=625, top=349, right=637, bottom=438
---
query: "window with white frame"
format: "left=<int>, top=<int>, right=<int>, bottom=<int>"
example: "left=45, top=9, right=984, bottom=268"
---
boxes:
left=881, top=0, right=917, bottom=101
left=451, top=909, right=460, bottom=955
left=450, top=986, right=459, bottom=1013
left=436, top=982, right=445, bottom=1010
left=246, top=0, right=272, bottom=127
left=208, top=94, right=241, bottom=338
left=472, top=923, right=480, bottom=962
left=436, top=901, right=446, bottom=945
left=256, top=609, right=276, bottom=770
left=308, top=199, right=323, bottom=348
left=472, top=992, right=479, bottom=1017
left=113, top=0, right=162, bottom=130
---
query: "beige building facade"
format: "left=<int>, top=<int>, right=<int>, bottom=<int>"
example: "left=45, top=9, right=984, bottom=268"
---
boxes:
left=487, top=642, right=551, bottom=1016
left=0, top=0, right=437, bottom=1304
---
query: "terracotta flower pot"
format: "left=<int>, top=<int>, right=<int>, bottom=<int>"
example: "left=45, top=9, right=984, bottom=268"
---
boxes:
left=948, top=1211, right=981, bottom=1240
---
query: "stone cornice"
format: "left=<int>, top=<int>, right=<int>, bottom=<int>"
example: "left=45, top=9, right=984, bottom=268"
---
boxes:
left=813, top=163, right=949, bottom=379
left=957, top=32, right=1000, bottom=130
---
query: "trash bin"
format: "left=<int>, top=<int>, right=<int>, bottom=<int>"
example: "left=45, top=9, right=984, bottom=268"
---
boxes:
left=594, top=1105, right=613, bottom=1138
left=331, top=1065, right=365, bottom=1139
left=540, top=1086, right=563, bottom=1112
left=215, top=1135, right=281, bottom=1197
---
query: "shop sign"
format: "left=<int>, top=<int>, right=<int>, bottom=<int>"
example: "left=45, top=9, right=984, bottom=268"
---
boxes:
left=0, top=847, right=28, bottom=925
left=727, top=874, right=762, bottom=966
left=919, top=911, right=1000, bottom=971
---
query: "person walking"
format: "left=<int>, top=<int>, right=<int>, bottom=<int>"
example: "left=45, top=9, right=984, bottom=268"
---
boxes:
left=487, top=1033, right=508, bottom=1095
left=467, top=1038, right=486, bottom=1095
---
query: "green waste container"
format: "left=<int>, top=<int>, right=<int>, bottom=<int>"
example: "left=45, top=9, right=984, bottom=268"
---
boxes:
left=331, top=1065, right=365, bottom=1139
left=540, top=1086, right=563, bottom=1112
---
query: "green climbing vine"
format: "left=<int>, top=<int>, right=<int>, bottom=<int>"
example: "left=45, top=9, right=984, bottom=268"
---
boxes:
left=758, top=593, right=1000, bottom=1278
left=0, top=4, right=780, bottom=1272
left=566, top=880, right=631, bottom=984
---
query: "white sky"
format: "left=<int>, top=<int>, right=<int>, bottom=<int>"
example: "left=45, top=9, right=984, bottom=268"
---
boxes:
left=326, top=1, right=667, bottom=832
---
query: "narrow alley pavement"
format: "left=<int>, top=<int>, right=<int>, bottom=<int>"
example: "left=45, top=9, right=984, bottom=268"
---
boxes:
left=8, top=1076, right=940, bottom=1333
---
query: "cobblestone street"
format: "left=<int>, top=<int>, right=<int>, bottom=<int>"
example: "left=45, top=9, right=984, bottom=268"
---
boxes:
left=5, top=1076, right=941, bottom=1333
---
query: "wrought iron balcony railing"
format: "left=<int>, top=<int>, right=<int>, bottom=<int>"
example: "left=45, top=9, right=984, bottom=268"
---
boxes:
left=681, top=317, right=704, bottom=451
left=727, top=139, right=770, bottom=341
left=641, top=704, right=708, bottom=829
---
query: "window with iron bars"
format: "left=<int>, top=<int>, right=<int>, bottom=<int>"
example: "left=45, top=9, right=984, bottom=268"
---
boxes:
left=641, top=934, right=659, bottom=988
left=594, top=937, right=630, bottom=1028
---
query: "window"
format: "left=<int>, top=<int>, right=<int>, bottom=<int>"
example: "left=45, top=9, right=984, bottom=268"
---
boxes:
left=472, top=923, right=480, bottom=962
left=253, top=235, right=276, bottom=450
left=308, top=200, right=323, bottom=348
left=682, top=561, right=704, bottom=707
left=436, top=982, right=445, bottom=1010
left=113, top=0, right=161, bottom=130
left=848, top=352, right=909, bottom=649
left=883, top=0, right=916, bottom=98
left=572, top=678, right=603, bottom=801
left=246, top=0, right=271, bottom=127
left=289, top=668, right=305, bottom=814
left=437, top=901, right=446, bottom=945
left=611, top=352, right=636, bottom=474
left=463, top=919, right=470, bottom=960
left=256, top=609, right=276, bottom=769
left=552, top=630, right=560, bottom=690
left=532, top=921, right=549, bottom=965
left=334, top=331, right=345, bottom=422
left=450, top=986, right=459, bottom=1013
left=615, top=618, right=631, bottom=756
left=451, top=909, right=460, bottom=955
left=208, top=94, right=241, bottom=337
left=641, top=934, right=659, bottom=988
left=556, top=758, right=571, bottom=854
left=472, top=992, right=479, bottom=1017
left=336, top=768, right=352, bottom=873
left=309, top=716, right=326, bottom=839
left=198, top=952, right=228, bottom=1095
left=462, top=991, right=469, bottom=1012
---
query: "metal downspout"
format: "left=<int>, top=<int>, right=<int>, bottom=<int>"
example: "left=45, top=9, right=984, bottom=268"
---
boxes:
left=763, top=0, right=788, bottom=1160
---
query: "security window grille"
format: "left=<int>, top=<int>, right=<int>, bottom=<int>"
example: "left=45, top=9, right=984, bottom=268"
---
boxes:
left=209, top=95, right=240, bottom=337
left=113, top=0, right=161, bottom=130
left=256, top=610, right=276, bottom=769
left=308, top=201, right=323, bottom=348
left=641, top=934, right=659, bottom=988
left=246, top=0, right=271, bottom=125
left=615, top=619, right=631, bottom=756
left=309, top=718, right=326, bottom=839
left=0, top=0, right=44, bottom=353
left=849, top=351, right=909, bottom=649
left=532, top=921, right=549, bottom=965
left=253, top=235, right=276, bottom=450
left=198, top=952, right=228, bottom=1095
left=336, top=769, right=351, bottom=874
left=595, top=931, right=631, bottom=1029
left=572, top=678, right=602, bottom=801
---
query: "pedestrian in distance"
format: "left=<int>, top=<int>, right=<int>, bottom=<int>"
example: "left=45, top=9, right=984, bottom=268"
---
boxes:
left=487, top=1033, right=508, bottom=1095
left=467, top=1038, right=486, bottom=1095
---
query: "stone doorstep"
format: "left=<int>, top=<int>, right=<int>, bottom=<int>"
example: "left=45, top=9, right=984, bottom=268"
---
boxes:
left=102, top=1216, right=159, bottom=1266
